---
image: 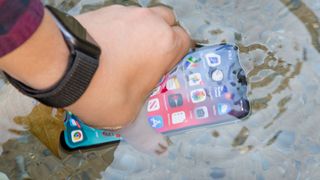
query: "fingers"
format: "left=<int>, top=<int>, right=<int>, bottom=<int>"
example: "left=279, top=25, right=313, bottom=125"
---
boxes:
left=167, top=26, right=193, bottom=72
left=150, top=6, right=176, bottom=26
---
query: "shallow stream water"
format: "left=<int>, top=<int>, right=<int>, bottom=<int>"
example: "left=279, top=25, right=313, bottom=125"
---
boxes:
left=1, top=0, right=320, bottom=179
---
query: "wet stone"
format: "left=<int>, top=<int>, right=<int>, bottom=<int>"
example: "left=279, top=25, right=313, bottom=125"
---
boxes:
left=86, top=152, right=97, bottom=160
left=261, top=157, right=270, bottom=171
left=294, top=160, right=302, bottom=171
left=232, top=127, right=249, bottom=147
left=307, top=144, right=320, bottom=154
left=210, top=167, right=226, bottom=179
left=0, top=79, right=5, bottom=89
left=16, top=135, right=29, bottom=144
left=212, top=131, right=220, bottom=138
left=27, top=162, right=51, bottom=180
left=0, top=172, right=9, bottom=180
left=275, top=131, right=296, bottom=151
left=63, top=155, right=84, bottom=169
left=80, top=171, right=91, bottom=180
left=234, top=32, right=242, bottom=41
left=256, top=174, right=265, bottom=180
left=42, top=149, right=51, bottom=156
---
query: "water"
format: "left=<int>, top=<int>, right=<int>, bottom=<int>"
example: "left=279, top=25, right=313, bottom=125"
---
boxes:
left=1, top=0, right=320, bottom=179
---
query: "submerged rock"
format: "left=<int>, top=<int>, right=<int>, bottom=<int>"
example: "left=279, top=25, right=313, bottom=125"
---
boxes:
left=210, top=167, right=226, bottom=179
left=0, top=172, right=9, bottom=180
left=275, top=131, right=296, bottom=152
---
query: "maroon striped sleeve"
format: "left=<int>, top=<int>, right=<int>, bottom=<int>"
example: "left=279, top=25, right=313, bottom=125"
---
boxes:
left=0, top=0, right=44, bottom=57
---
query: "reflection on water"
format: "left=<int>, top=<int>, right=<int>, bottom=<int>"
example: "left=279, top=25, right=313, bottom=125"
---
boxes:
left=1, top=0, right=320, bottom=179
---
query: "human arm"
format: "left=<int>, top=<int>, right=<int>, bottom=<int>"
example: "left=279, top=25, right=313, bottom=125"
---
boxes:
left=0, top=4, right=192, bottom=128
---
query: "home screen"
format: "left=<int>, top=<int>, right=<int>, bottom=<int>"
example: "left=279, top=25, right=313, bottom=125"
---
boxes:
left=146, top=44, right=250, bottom=134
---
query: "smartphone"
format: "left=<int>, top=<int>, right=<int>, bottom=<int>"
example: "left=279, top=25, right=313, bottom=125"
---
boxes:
left=60, top=44, right=250, bottom=150
left=60, top=112, right=121, bottom=150
left=146, top=43, right=250, bottom=134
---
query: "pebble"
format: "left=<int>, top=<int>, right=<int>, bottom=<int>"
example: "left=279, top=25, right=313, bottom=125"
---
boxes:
left=261, top=158, right=270, bottom=171
left=0, top=172, right=9, bottom=180
left=307, top=144, right=320, bottom=154
left=42, top=149, right=51, bottom=157
left=210, top=167, right=226, bottom=179
left=256, top=174, right=265, bottom=180
left=275, top=131, right=295, bottom=152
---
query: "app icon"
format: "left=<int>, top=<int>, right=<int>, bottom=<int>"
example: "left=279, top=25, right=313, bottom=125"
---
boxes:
left=150, top=86, right=161, bottom=97
left=102, top=131, right=114, bottom=137
left=166, top=76, right=180, bottom=90
left=194, top=106, right=209, bottom=119
left=184, top=56, right=201, bottom=69
left=205, top=53, right=221, bottom=67
left=217, top=103, right=231, bottom=115
left=168, top=94, right=183, bottom=108
left=69, top=119, right=81, bottom=128
left=188, top=73, right=203, bottom=86
left=147, top=98, right=160, bottom=112
left=224, top=92, right=234, bottom=100
left=71, top=130, right=83, bottom=143
left=211, top=69, right=224, bottom=81
left=190, top=89, right=207, bottom=103
left=213, top=86, right=228, bottom=97
left=171, top=111, right=186, bottom=124
left=148, top=116, right=164, bottom=129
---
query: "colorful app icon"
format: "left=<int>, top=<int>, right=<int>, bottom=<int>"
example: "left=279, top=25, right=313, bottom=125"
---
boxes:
left=224, top=92, right=234, bottom=100
left=217, top=103, right=231, bottom=115
left=150, top=86, right=161, bottom=97
left=69, top=119, right=81, bottom=128
left=188, top=73, right=203, bottom=86
left=211, top=69, right=224, bottom=81
left=184, top=56, right=201, bottom=70
left=166, top=76, right=180, bottom=90
left=168, top=94, right=183, bottom=108
left=213, top=86, right=228, bottom=98
left=102, top=131, right=114, bottom=137
left=205, top=53, right=221, bottom=67
left=147, top=98, right=160, bottom=112
left=190, top=88, right=207, bottom=103
left=71, top=130, right=83, bottom=143
left=171, top=111, right=186, bottom=124
left=194, top=106, right=209, bottom=119
left=148, top=116, right=164, bottom=129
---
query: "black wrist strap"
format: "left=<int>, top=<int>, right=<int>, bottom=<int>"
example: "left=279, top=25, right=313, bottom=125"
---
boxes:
left=4, top=50, right=99, bottom=108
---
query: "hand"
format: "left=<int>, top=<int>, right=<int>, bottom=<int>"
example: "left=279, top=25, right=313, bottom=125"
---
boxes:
left=0, top=5, right=192, bottom=129
left=67, top=5, right=192, bottom=128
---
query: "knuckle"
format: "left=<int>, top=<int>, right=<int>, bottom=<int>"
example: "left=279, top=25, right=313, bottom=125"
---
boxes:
left=135, top=8, right=153, bottom=17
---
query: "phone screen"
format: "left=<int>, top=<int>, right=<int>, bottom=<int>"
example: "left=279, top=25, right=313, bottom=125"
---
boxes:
left=146, top=44, right=250, bottom=134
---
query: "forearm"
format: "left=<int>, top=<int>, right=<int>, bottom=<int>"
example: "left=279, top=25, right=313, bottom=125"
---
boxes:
left=0, top=7, right=131, bottom=128
left=0, top=9, right=69, bottom=90
left=0, top=5, right=191, bottom=131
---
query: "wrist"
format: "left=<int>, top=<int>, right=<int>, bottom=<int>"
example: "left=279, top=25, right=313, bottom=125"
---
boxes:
left=0, top=9, right=69, bottom=90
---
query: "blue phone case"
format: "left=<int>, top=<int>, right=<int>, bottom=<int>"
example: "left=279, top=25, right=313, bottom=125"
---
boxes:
left=60, top=112, right=121, bottom=150
left=61, top=44, right=250, bottom=150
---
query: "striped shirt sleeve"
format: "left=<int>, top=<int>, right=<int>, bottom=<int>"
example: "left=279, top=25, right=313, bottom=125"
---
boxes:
left=0, top=0, right=44, bottom=57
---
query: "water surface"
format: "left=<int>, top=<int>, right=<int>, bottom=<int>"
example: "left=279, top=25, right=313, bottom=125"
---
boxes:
left=1, top=0, right=320, bottom=179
